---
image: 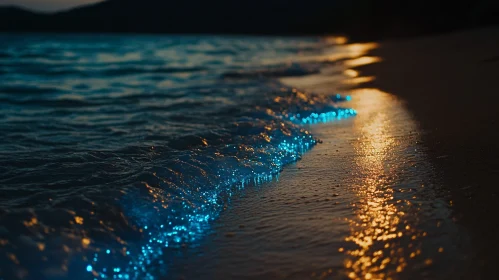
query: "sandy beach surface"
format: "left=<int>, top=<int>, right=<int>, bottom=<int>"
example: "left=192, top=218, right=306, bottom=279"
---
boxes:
left=165, top=28, right=499, bottom=279
left=355, top=27, right=499, bottom=279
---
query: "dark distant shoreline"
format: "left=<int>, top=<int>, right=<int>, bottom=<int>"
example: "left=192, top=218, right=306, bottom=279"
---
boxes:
left=1, top=0, right=498, bottom=41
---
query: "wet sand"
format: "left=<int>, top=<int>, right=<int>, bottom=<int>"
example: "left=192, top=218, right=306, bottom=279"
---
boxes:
left=354, top=27, right=499, bottom=279
left=171, top=90, right=464, bottom=280
left=167, top=34, right=485, bottom=279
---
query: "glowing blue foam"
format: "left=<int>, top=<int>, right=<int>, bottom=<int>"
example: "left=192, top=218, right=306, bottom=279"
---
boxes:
left=288, top=108, right=357, bottom=124
left=83, top=93, right=355, bottom=279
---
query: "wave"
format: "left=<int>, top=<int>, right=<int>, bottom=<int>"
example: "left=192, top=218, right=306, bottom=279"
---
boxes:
left=0, top=65, right=208, bottom=78
left=101, top=66, right=208, bottom=77
left=222, top=63, right=321, bottom=79
left=0, top=85, right=62, bottom=95
left=93, top=89, right=355, bottom=279
left=0, top=35, right=357, bottom=280
left=0, top=87, right=355, bottom=280
left=0, top=97, right=98, bottom=107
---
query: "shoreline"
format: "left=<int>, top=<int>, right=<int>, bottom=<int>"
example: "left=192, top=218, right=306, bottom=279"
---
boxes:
left=1, top=27, right=496, bottom=280
left=168, top=38, right=470, bottom=279
left=170, top=90, right=464, bottom=280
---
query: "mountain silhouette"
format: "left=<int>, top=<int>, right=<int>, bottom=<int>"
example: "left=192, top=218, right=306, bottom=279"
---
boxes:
left=1, top=0, right=498, bottom=39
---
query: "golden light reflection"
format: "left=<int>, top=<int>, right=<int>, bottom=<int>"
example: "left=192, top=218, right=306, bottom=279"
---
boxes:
left=344, top=69, right=359, bottom=78
left=346, top=43, right=379, bottom=55
left=340, top=46, right=381, bottom=86
left=75, top=216, right=84, bottom=225
left=343, top=88, right=425, bottom=280
left=343, top=76, right=375, bottom=85
left=318, top=42, right=379, bottom=64
left=82, top=237, right=91, bottom=248
left=325, top=36, right=349, bottom=45
left=37, top=242, right=46, bottom=251
left=280, top=42, right=380, bottom=90
left=345, top=56, right=381, bottom=67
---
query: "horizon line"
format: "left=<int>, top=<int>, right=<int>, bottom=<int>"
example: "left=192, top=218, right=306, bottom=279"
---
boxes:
left=0, top=0, right=104, bottom=13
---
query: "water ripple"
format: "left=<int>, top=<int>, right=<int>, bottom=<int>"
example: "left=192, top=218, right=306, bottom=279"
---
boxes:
left=0, top=34, right=356, bottom=280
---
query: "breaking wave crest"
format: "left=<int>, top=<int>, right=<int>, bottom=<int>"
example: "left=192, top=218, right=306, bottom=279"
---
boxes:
left=0, top=35, right=355, bottom=280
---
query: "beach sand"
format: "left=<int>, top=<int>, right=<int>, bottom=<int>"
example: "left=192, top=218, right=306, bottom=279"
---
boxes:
left=353, top=27, right=499, bottom=279
left=169, top=28, right=499, bottom=279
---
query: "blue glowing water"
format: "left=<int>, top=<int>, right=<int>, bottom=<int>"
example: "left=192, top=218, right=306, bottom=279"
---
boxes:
left=0, top=34, right=355, bottom=280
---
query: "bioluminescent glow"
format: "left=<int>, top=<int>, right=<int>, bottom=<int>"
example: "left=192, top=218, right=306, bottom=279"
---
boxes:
left=81, top=93, right=356, bottom=279
left=289, top=108, right=357, bottom=124
left=0, top=35, right=369, bottom=280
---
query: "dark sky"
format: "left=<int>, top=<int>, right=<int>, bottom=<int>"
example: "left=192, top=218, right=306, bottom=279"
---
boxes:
left=0, top=0, right=103, bottom=12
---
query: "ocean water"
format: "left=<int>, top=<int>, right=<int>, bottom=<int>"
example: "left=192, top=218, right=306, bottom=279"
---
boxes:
left=0, top=34, right=357, bottom=280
